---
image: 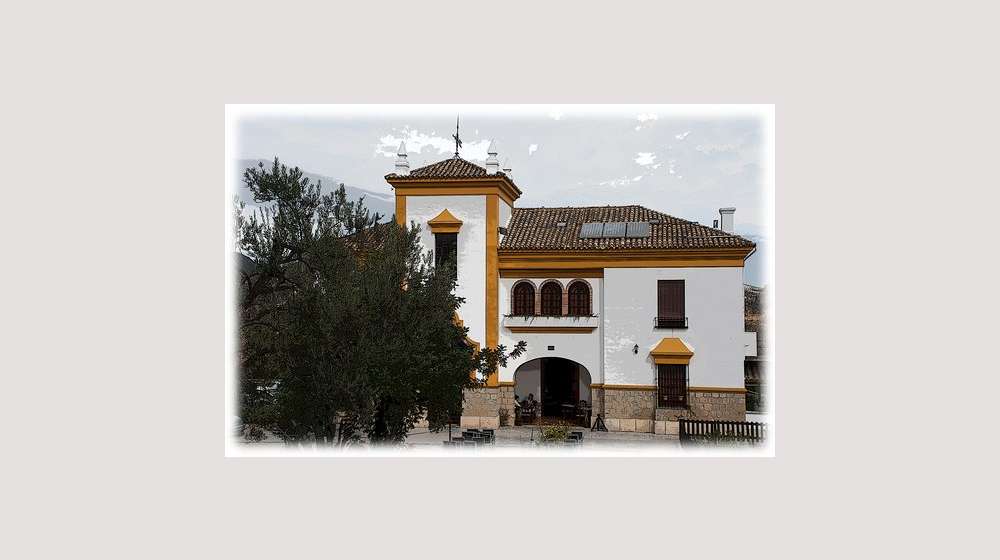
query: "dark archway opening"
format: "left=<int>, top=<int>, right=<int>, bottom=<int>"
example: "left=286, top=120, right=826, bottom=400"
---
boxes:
left=541, top=357, right=579, bottom=420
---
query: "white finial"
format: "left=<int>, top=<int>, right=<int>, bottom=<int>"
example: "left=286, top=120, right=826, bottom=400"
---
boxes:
left=485, top=139, right=499, bottom=174
left=395, top=141, right=409, bottom=175
left=502, top=156, right=512, bottom=177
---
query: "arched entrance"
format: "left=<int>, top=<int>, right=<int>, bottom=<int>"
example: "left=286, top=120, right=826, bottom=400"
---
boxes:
left=513, top=358, right=592, bottom=425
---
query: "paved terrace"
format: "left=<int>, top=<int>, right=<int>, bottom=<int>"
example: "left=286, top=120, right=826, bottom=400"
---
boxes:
left=234, top=426, right=682, bottom=453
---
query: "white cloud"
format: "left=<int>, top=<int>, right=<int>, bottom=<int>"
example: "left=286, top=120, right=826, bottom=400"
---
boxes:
left=528, top=144, right=538, bottom=155
left=632, top=175, right=644, bottom=182
left=376, top=127, right=491, bottom=161
left=598, top=177, right=630, bottom=187
left=634, top=152, right=657, bottom=166
left=635, top=113, right=658, bottom=131
left=675, top=130, right=691, bottom=140
left=695, top=143, right=739, bottom=154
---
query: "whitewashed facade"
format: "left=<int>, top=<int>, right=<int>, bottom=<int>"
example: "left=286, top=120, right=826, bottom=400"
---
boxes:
left=386, top=145, right=755, bottom=432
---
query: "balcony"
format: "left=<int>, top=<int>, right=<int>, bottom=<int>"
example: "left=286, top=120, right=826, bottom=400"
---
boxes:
left=654, top=316, right=688, bottom=329
left=502, top=314, right=599, bottom=334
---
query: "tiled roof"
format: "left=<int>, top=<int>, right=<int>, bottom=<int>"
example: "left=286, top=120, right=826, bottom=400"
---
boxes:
left=387, top=157, right=502, bottom=180
left=499, top=205, right=755, bottom=250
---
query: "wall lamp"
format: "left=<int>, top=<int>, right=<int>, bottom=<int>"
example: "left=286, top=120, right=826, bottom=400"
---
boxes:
left=633, top=344, right=639, bottom=355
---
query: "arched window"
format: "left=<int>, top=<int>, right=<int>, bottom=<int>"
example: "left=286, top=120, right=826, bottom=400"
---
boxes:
left=513, top=283, right=535, bottom=316
left=541, top=282, right=562, bottom=315
left=568, top=281, right=591, bottom=315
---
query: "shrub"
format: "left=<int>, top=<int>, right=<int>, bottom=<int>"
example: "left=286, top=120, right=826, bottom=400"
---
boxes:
left=244, top=424, right=266, bottom=442
left=538, top=422, right=571, bottom=443
left=498, top=408, right=511, bottom=426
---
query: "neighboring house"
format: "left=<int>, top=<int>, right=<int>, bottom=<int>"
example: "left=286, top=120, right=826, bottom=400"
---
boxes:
left=386, top=140, right=758, bottom=434
left=743, top=284, right=768, bottom=417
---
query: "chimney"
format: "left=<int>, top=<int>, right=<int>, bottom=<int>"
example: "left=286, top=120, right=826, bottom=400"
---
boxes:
left=394, top=142, right=409, bottom=175
left=502, top=156, right=512, bottom=177
left=713, top=219, right=719, bottom=229
left=485, top=139, right=499, bottom=174
left=719, top=207, right=735, bottom=233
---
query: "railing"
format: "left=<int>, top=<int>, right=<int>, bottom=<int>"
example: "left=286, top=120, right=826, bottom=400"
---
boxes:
left=654, top=316, right=688, bottom=328
left=678, top=419, right=767, bottom=445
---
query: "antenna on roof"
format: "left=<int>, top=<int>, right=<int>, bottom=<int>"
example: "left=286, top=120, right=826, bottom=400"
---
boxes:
left=452, top=115, right=463, bottom=158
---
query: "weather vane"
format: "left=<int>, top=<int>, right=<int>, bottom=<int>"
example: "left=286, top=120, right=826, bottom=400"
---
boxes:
left=453, top=115, right=463, bottom=158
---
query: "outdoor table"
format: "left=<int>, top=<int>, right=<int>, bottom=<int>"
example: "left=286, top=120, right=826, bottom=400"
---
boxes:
left=561, top=403, right=574, bottom=420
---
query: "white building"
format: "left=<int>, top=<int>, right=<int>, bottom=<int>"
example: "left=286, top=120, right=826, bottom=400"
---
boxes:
left=386, top=142, right=756, bottom=434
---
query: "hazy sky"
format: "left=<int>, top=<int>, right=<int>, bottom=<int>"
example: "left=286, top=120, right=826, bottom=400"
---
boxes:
left=232, top=105, right=771, bottom=284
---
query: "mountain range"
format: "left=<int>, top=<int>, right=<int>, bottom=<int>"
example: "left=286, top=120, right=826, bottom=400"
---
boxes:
left=234, top=159, right=395, bottom=221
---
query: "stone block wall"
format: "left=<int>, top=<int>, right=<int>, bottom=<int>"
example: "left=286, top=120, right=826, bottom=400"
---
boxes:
left=688, top=390, right=746, bottom=421
left=461, top=386, right=500, bottom=429
left=602, top=387, right=656, bottom=433
left=590, top=386, right=604, bottom=419
left=498, top=385, right=516, bottom=426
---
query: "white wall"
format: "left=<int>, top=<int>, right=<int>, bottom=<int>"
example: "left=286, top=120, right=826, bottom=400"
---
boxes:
left=406, top=195, right=487, bottom=346
left=499, top=200, right=512, bottom=234
left=497, top=277, right=603, bottom=386
left=602, top=267, right=745, bottom=389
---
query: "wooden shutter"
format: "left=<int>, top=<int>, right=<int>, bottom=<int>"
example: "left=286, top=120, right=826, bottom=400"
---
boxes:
left=657, top=280, right=684, bottom=318
left=514, top=283, right=535, bottom=315
left=541, top=283, right=562, bottom=315
left=568, top=282, right=590, bottom=315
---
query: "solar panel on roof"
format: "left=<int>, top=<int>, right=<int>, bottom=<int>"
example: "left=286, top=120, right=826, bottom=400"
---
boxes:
left=626, top=221, right=650, bottom=238
left=603, top=222, right=627, bottom=238
left=579, top=222, right=604, bottom=238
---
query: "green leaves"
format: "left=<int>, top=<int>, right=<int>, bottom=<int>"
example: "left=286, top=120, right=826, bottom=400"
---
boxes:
left=237, top=157, right=524, bottom=447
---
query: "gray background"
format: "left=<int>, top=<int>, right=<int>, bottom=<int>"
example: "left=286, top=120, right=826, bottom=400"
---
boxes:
left=2, top=1, right=992, bottom=558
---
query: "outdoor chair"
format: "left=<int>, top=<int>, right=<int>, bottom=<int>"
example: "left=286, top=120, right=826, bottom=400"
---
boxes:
left=472, top=436, right=486, bottom=447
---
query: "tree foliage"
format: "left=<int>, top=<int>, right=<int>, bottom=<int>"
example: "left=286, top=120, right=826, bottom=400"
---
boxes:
left=236, top=157, right=524, bottom=446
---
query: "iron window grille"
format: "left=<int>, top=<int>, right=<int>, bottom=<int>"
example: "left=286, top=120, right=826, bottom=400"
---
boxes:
left=654, top=316, right=688, bottom=328
left=657, top=364, right=688, bottom=408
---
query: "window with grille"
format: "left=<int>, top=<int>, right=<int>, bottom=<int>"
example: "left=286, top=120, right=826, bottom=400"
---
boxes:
left=568, top=282, right=590, bottom=315
left=513, top=283, right=535, bottom=315
left=434, top=233, right=458, bottom=278
left=656, top=280, right=686, bottom=328
left=657, top=364, right=688, bottom=408
left=541, top=283, right=562, bottom=315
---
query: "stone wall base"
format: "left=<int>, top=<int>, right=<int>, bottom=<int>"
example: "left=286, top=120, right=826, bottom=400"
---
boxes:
left=688, top=391, right=746, bottom=421
left=460, top=386, right=500, bottom=429
left=602, top=387, right=656, bottom=433
left=596, top=387, right=746, bottom=433
left=460, top=415, right=501, bottom=429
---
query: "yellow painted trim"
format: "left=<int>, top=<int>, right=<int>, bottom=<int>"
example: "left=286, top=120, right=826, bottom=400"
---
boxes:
left=387, top=181, right=520, bottom=208
left=650, top=338, right=693, bottom=365
left=602, top=385, right=658, bottom=391
left=498, top=248, right=751, bottom=269
left=454, top=312, right=481, bottom=381
left=590, top=383, right=604, bottom=389
left=395, top=195, right=406, bottom=226
left=506, top=326, right=597, bottom=334
left=688, top=387, right=747, bottom=393
left=497, top=381, right=516, bottom=387
left=500, top=268, right=604, bottom=278
left=427, top=208, right=464, bottom=233
left=485, top=195, right=499, bottom=386
left=653, top=357, right=692, bottom=365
